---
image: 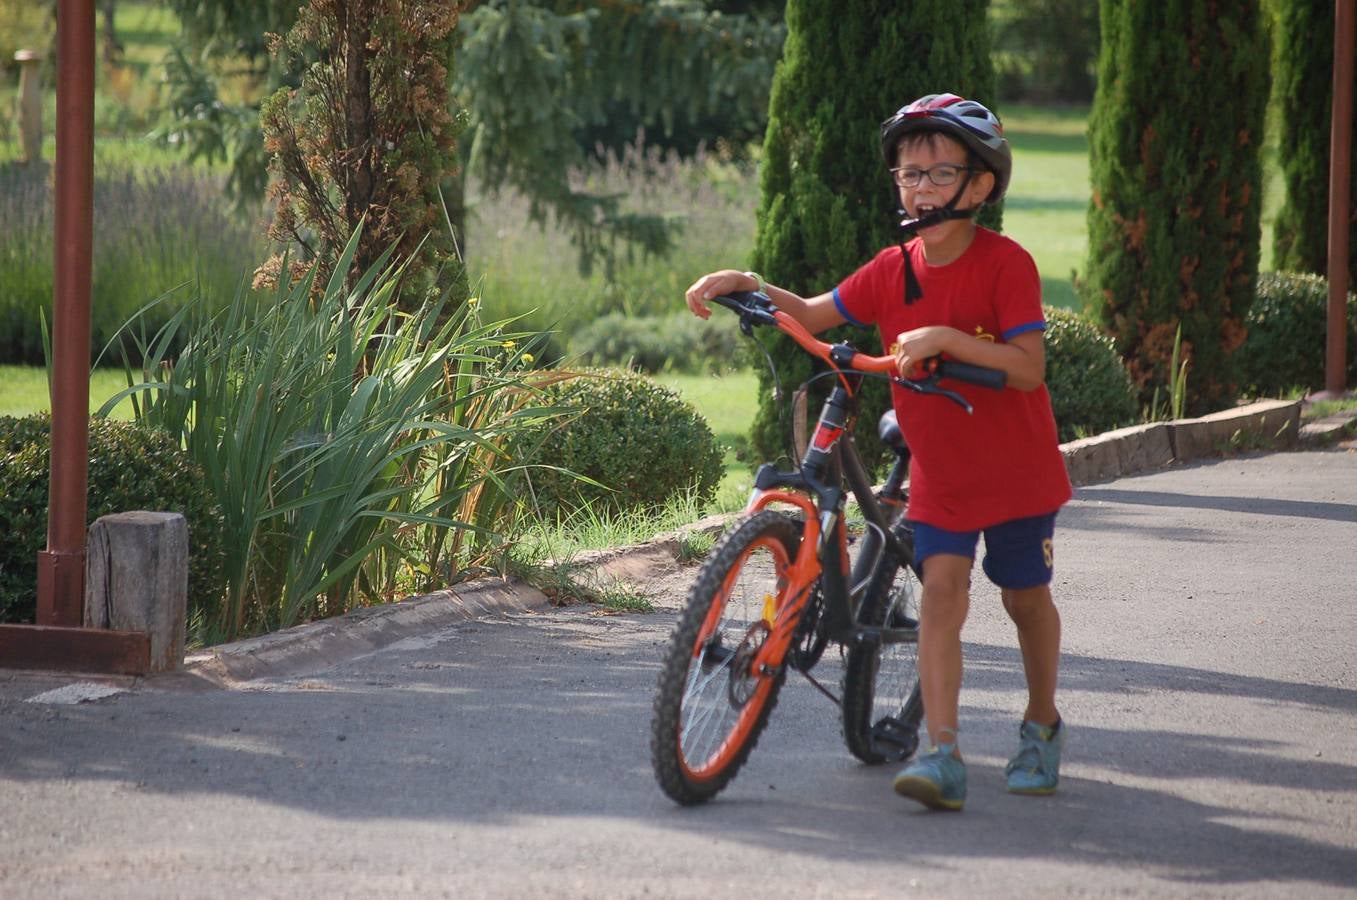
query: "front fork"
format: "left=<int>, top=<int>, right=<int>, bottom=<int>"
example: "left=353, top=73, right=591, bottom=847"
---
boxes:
left=734, top=386, right=858, bottom=680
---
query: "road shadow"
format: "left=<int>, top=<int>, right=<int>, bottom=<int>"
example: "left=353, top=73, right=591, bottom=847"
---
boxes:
left=1076, top=487, right=1357, bottom=525
left=2, top=613, right=1355, bottom=892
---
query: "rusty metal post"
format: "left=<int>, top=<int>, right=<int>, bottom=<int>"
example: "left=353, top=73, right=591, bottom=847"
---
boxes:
left=14, top=50, right=43, bottom=163
left=1326, top=0, right=1355, bottom=396
left=36, top=0, right=96, bottom=628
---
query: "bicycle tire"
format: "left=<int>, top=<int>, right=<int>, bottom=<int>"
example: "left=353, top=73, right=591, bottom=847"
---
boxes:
left=650, top=510, right=802, bottom=805
left=840, top=522, right=924, bottom=765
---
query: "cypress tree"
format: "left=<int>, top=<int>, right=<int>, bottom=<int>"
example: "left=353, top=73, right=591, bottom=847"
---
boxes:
left=1085, top=0, right=1269, bottom=412
left=1272, top=0, right=1356, bottom=282
left=748, top=0, right=996, bottom=467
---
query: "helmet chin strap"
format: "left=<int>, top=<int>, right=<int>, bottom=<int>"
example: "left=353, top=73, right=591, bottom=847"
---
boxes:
left=894, top=169, right=983, bottom=306
left=897, top=204, right=975, bottom=234
left=896, top=165, right=981, bottom=235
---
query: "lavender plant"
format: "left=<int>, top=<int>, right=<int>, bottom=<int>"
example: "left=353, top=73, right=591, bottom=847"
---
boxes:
left=0, top=162, right=263, bottom=365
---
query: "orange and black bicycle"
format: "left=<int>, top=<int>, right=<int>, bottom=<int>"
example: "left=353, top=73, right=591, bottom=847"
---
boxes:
left=649, top=290, right=1005, bottom=805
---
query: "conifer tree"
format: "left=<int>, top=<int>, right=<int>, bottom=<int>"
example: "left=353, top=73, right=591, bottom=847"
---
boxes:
left=747, top=0, right=995, bottom=466
left=1085, top=0, right=1269, bottom=411
left=1272, top=0, right=1356, bottom=282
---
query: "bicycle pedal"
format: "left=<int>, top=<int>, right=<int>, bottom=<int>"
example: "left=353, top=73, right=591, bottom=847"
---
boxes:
left=700, top=643, right=735, bottom=669
left=870, top=716, right=921, bottom=762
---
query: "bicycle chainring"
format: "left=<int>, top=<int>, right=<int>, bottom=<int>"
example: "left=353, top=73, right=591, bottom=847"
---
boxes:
left=788, top=582, right=830, bottom=672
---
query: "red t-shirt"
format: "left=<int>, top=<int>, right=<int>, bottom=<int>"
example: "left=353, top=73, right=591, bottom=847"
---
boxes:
left=833, top=227, right=1071, bottom=531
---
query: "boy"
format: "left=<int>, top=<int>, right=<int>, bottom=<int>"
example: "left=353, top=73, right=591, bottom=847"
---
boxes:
left=683, top=93, right=1071, bottom=811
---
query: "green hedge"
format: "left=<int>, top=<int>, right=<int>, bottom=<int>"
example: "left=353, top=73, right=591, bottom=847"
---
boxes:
left=1044, top=306, right=1139, bottom=441
left=0, top=415, right=226, bottom=624
left=1236, top=272, right=1357, bottom=396
left=515, top=369, right=723, bottom=517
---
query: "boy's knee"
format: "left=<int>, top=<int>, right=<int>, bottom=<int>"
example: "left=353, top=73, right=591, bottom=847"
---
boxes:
left=1002, top=586, right=1054, bottom=622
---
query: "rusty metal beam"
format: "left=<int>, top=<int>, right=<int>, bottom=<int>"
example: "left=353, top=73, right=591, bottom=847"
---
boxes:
left=37, top=0, right=96, bottom=627
left=0, top=625, right=151, bottom=676
left=1327, top=0, right=1354, bottom=395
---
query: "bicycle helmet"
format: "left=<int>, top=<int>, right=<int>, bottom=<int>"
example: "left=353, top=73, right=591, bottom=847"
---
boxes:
left=880, top=93, right=1011, bottom=204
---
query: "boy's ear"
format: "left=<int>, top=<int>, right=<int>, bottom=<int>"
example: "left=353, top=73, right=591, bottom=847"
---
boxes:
left=971, top=168, right=996, bottom=202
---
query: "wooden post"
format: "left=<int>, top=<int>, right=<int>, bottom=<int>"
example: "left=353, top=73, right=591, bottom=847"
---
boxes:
left=14, top=50, right=42, bottom=163
left=85, top=512, right=189, bottom=673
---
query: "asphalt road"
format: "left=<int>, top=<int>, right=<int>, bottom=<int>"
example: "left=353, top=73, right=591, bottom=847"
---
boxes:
left=2, top=447, right=1356, bottom=898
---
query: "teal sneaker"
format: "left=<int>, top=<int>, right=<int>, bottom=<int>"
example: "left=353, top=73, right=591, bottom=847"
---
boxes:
left=892, top=744, right=966, bottom=811
left=1006, top=719, right=1064, bottom=795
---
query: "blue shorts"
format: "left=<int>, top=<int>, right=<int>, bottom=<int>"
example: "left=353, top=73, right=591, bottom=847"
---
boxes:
left=911, top=512, right=1057, bottom=590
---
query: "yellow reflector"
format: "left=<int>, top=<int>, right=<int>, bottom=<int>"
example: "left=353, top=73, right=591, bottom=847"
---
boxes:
left=761, top=593, right=777, bottom=625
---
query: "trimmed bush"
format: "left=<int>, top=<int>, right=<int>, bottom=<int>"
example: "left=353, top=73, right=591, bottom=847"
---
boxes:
left=570, top=311, right=743, bottom=374
left=1235, top=272, right=1357, bottom=397
left=1044, top=307, right=1138, bottom=442
left=1085, top=0, right=1268, bottom=411
left=1272, top=0, right=1357, bottom=286
left=0, top=415, right=226, bottom=625
left=516, top=369, right=723, bottom=517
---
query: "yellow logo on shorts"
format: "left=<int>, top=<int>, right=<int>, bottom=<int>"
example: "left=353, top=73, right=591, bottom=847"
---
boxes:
left=1042, top=538, right=1054, bottom=568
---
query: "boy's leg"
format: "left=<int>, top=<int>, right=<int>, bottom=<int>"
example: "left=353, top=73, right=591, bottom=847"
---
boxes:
left=983, top=514, right=1065, bottom=794
left=918, top=553, right=973, bottom=751
left=892, top=550, right=973, bottom=810
left=1002, top=584, right=1061, bottom=727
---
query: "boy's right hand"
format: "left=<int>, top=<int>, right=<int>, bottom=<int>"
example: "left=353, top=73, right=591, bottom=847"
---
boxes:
left=684, top=269, right=759, bottom=319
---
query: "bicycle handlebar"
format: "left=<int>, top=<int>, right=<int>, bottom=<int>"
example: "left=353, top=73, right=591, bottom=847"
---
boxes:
left=709, top=291, right=1008, bottom=392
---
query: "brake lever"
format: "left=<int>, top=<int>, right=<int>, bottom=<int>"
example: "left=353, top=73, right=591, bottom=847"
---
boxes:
left=736, top=290, right=777, bottom=335
left=893, top=374, right=974, bottom=415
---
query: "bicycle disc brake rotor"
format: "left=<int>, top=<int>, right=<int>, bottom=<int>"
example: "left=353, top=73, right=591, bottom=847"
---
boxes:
left=727, top=620, right=772, bottom=707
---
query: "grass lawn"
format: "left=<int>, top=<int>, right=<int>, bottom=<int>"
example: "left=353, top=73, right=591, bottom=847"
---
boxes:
left=653, top=369, right=759, bottom=511
left=0, top=367, right=135, bottom=419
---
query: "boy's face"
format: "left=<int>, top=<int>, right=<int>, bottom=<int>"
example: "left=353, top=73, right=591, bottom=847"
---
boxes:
left=894, top=134, right=993, bottom=243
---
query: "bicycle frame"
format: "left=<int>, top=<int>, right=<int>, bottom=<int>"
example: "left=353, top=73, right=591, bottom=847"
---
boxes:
left=702, top=299, right=914, bottom=685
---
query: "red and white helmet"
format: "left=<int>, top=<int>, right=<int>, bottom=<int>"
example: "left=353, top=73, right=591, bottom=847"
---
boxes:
left=880, top=93, right=1011, bottom=203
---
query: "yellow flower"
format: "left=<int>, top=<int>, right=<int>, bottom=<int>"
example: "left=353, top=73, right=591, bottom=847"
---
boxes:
left=501, top=340, right=516, bottom=350
left=466, top=296, right=481, bottom=308
left=522, top=353, right=535, bottom=364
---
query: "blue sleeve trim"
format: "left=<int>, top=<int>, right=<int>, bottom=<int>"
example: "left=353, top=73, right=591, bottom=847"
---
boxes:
left=1001, top=320, right=1046, bottom=341
left=833, top=287, right=867, bottom=327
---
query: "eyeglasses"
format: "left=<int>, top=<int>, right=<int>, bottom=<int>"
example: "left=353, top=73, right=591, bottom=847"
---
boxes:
left=890, top=163, right=977, bottom=188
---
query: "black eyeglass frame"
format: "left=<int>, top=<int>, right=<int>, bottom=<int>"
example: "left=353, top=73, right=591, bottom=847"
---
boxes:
left=888, top=163, right=981, bottom=189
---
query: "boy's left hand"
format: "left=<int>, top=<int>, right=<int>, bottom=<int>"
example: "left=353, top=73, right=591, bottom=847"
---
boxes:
left=894, top=326, right=952, bottom=377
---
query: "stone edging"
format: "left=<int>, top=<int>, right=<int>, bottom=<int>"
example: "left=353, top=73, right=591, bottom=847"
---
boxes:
left=182, top=579, right=548, bottom=686
left=1060, top=398, right=1304, bottom=486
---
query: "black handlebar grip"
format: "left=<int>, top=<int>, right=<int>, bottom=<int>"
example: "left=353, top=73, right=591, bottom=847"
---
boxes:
left=936, top=359, right=1007, bottom=390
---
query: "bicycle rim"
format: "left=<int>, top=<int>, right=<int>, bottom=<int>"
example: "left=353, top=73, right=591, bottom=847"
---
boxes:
left=651, top=511, right=800, bottom=804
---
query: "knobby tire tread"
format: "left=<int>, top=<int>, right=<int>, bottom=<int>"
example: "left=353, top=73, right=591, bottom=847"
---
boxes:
left=650, top=510, right=800, bottom=805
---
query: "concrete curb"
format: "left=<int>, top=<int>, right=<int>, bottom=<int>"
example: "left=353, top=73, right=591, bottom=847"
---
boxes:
left=182, top=579, right=550, bottom=687
left=1061, top=398, right=1304, bottom=486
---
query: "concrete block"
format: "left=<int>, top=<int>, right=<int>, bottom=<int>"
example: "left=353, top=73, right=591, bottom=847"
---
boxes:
left=1169, top=399, right=1302, bottom=462
left=1061, top=422, right=1171, bottom=485
left=85, top=511, right=188, bottom=673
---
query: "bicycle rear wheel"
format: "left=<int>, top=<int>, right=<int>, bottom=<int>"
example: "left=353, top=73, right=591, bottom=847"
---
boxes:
left=650, top=510, right=802, bottom=805
left=841, top=522, right=924, bottom=764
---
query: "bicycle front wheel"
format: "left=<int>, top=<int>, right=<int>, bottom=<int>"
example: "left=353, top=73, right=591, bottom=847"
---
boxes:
left=650, top=510, right=802, bottom=805
left=841, top=523, right=924, bottom=764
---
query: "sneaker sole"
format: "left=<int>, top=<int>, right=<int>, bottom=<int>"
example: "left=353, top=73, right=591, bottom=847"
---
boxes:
left=1007, top=783, right=1058, bottom=796
left=892, top=774, right=964, bottom=811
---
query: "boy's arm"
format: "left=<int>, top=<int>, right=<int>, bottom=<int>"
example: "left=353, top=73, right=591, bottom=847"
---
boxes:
left=685, top=269, right=846, bottom=334
left=894, top=326, right=1047, bottom=392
